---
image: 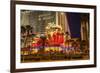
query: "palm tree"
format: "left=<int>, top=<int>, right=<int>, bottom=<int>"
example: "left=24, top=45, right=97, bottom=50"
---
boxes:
left=39, top=34, right=47, bottom=53
left=26, top=25, right=33, bottom=36
left=65, top=31, right=70, bottom=48
left=21, top=26, right=26, bottom=48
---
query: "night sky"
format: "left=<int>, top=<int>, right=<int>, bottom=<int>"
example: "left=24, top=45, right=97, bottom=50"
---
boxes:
left=67, top=13, right=81, bottom=38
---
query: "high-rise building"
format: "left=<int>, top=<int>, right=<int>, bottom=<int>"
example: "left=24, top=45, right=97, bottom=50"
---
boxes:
left=21, top=10, right=71, bottom=39
left=56, top=12, right=71, bottom=39
left=80, top=14, right=89, bottom=41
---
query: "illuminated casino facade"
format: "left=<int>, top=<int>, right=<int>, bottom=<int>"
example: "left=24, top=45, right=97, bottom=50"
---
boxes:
left=20, top=10, right=90, bottom=62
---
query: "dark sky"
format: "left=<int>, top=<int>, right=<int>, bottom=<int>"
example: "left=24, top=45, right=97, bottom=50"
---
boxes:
left=67, top=13, right=81, bottom=38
